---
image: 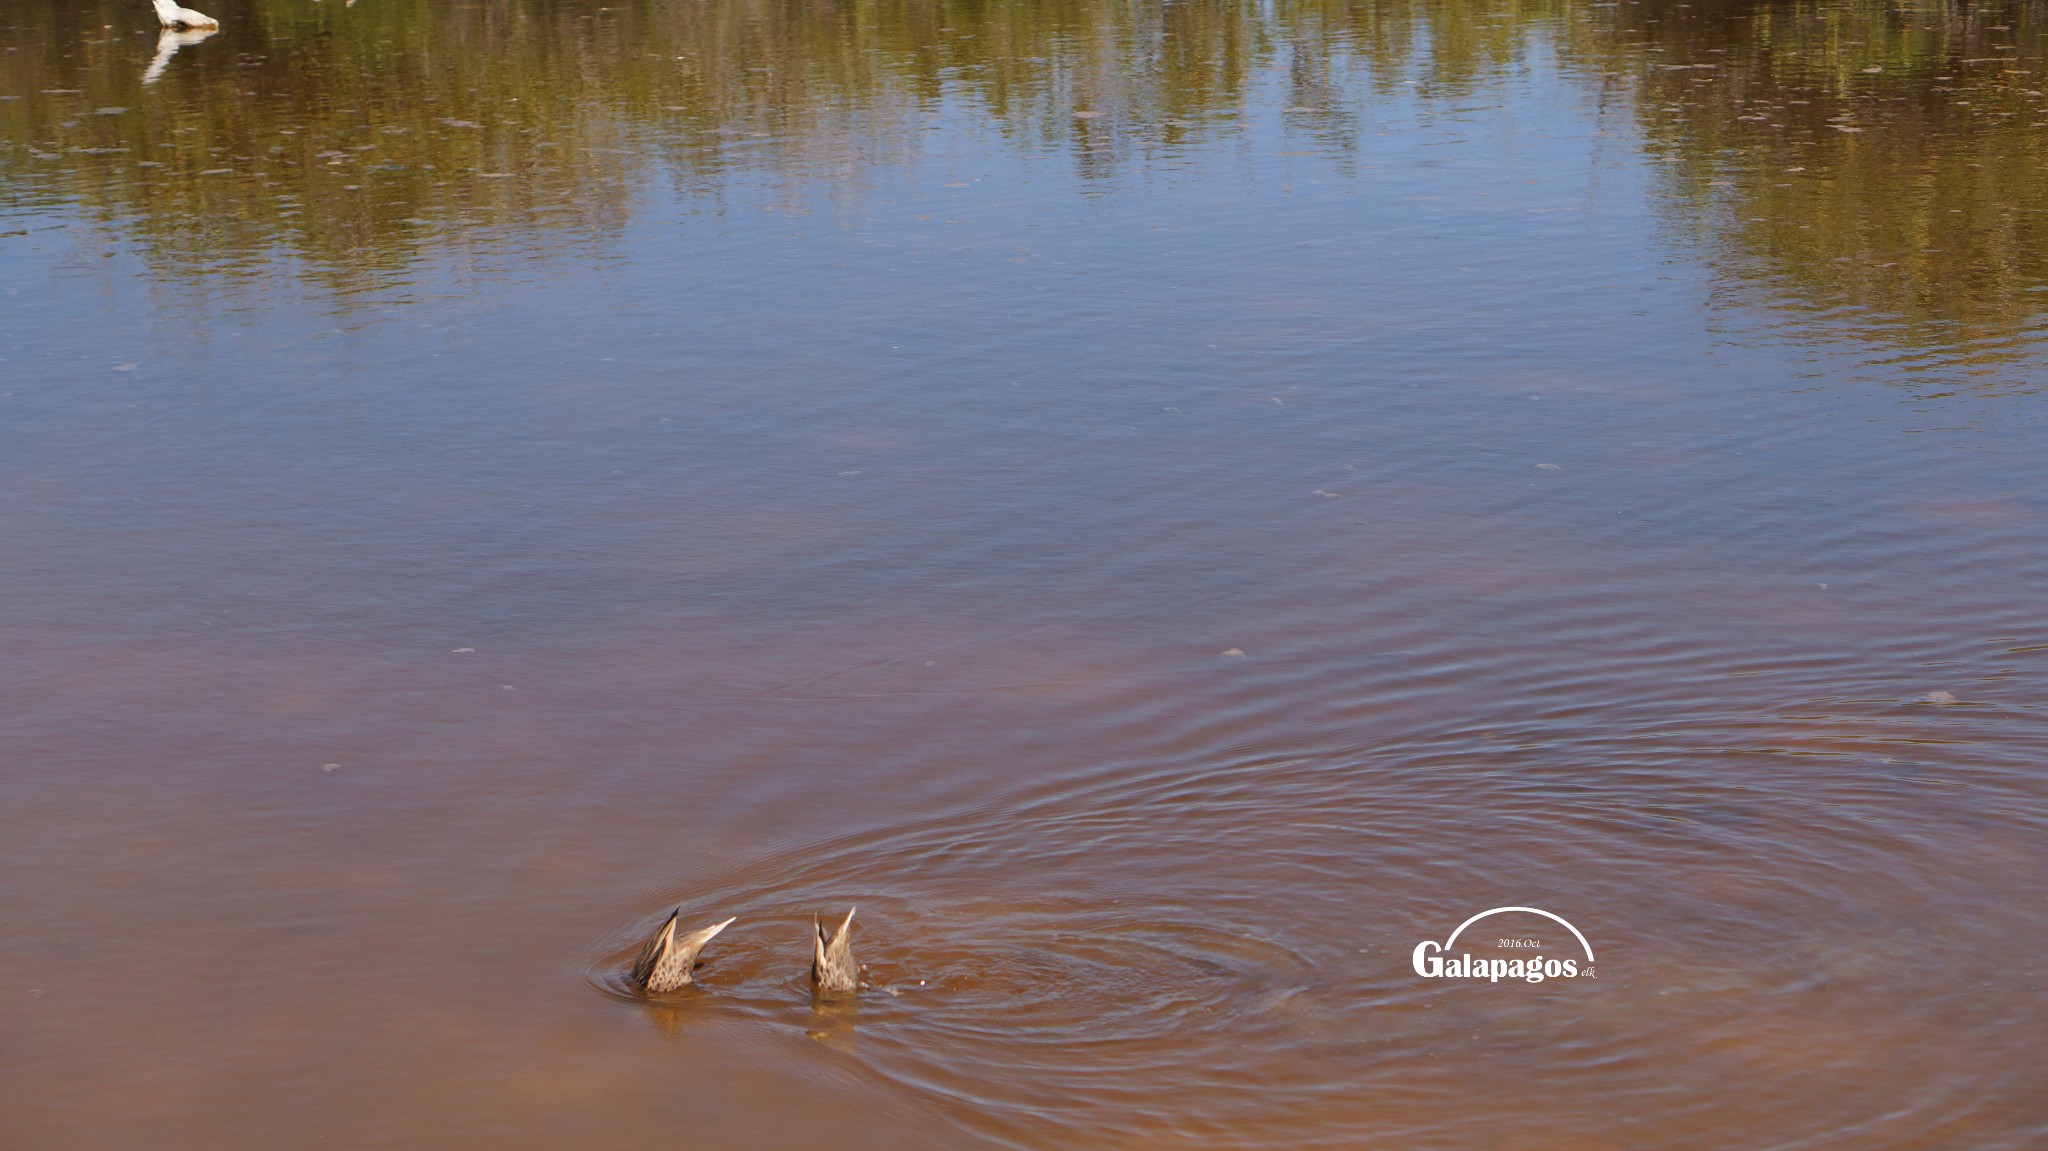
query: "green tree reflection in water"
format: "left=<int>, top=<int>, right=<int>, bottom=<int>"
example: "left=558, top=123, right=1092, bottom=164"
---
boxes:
left=1591, top=0, right=2048, bottom=370
left=1, top=0, right=1314, bottom=291
left=2, top=0, right=2045, bottom=359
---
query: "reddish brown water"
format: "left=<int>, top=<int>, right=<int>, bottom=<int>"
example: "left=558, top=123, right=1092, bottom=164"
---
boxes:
left=3, top=1, right=2047, bottom=1147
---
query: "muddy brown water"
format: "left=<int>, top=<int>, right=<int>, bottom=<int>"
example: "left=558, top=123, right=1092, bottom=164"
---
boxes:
left=2, top=0, right=2046, bottom=1147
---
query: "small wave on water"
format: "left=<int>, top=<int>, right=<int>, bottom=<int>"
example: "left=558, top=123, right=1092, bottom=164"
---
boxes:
left=583, top=666, right=2046, bottom=1148
left=586, top=879, right=1325, bottom=1137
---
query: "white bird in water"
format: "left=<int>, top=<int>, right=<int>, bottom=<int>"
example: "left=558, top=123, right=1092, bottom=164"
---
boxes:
left=151, top=0, right=219, bottom=30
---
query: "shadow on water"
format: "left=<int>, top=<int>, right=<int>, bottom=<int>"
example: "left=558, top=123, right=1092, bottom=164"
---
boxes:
left=804, top=996, right=861, bottom=1051
left=2, top=0, right=2046, bottom=358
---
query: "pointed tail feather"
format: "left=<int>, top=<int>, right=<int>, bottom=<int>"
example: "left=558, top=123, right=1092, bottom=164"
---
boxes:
left=811, top=906, right=859, bottom=995
left=672, top=916, right=736, bottom=962
left=630, top=908, right=682, bottom=990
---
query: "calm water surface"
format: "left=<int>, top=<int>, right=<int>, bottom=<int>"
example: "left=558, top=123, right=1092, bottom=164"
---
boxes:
left=3, top=0, right=2047, bottom=1147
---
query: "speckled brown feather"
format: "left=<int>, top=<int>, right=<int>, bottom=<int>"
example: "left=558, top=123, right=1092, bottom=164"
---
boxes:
left=811, top=906, right=858, bottom=996
left=630, top=910, right=734, bottom=993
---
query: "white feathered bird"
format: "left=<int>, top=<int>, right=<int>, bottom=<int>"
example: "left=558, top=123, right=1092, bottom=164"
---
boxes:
left=151, top=0, right=219, bottom=30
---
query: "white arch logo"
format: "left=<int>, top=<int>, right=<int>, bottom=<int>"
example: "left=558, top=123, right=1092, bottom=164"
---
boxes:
left=1412, top=907, right=1595, bottom=983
